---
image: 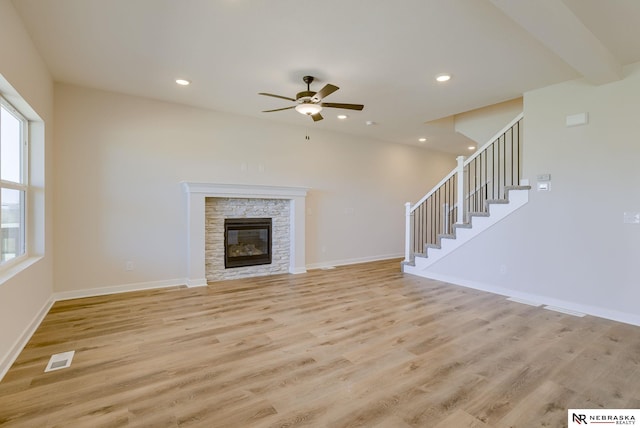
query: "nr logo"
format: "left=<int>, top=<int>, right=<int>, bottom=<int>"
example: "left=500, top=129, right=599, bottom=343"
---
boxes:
left=573, top=413, right=588, bottom=424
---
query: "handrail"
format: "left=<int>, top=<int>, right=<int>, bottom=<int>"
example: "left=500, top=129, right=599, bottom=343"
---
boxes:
left=464, top=112, right=523, bottom=167
left=410, top=167, right=457, bottom=212
left=404, top=113, right=523, bottom=262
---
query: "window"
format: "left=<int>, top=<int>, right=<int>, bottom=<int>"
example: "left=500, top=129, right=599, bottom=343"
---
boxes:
left=0, top=96, right=27, bottom=264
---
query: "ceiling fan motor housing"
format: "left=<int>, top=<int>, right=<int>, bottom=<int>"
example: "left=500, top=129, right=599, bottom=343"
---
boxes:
left=296, top=90, right=316, bottom=103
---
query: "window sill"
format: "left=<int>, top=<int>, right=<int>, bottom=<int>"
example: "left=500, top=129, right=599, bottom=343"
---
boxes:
left=0, top=256, right=43, bottom=286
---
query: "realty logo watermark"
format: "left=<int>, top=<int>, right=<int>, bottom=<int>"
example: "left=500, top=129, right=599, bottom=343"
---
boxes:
left=569, top=409, right=638, bottom=426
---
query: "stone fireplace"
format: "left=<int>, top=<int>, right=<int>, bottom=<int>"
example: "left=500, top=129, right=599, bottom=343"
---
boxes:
left=205, top=198, right=289, bottom=281
left=183, top=182, right=309, bottom=286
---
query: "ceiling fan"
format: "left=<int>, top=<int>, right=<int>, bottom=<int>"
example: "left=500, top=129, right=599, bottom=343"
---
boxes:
left=259, top=75, right=364, bottom=122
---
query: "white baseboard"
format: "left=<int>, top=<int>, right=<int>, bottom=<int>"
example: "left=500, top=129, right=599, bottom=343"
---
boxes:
left=306, top=253, right=403, bottom=270
left=1, top=278, right=188, bottom=382
left=185, top=278, right=208, bottom=288
left=53, top=278, right=187, bottom=301
left=417, top=271, right=640, bottom=327
left=0, top=297, right=54, bottom=381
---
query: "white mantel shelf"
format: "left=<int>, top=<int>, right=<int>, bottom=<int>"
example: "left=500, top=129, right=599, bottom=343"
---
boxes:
left=182, top=182, right=309, bottom=287
left=183, top=182, right=309, bottom=198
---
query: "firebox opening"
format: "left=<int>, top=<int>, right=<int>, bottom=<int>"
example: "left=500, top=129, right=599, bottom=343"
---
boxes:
left=224, top=218, right=272, bottom=269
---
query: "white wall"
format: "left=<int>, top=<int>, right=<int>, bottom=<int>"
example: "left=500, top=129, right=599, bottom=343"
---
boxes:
left=54, top=83, right=455, bottom=293
left=426, top=62, right=640, bottom=325
left=454, top=98, right=523, bottom=145
left=0, top=0, right=54, bottom=377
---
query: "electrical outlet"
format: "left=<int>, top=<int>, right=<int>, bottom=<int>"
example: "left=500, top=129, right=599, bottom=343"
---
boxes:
left=125, top=261, right=134, bottom=271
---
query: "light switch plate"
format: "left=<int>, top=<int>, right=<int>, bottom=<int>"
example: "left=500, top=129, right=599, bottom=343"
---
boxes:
left=566, top=112, right=589, bottom=127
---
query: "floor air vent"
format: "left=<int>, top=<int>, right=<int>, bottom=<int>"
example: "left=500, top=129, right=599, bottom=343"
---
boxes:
left=543, top=306, right=585, bottom=317
left=44, top=350, right=75, bottom=373
left=506, top=297, right=543, bottom=307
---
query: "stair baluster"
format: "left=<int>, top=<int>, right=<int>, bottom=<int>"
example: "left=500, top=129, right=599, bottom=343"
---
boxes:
left=404, top=113, right=524, bottom=263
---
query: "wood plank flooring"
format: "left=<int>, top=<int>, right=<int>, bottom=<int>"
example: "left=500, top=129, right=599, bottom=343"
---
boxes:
left=1, top=259, right=639, bottom=427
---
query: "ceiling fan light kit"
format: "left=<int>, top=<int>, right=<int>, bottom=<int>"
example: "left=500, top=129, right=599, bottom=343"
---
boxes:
left=259, top=75, right=364, bottom=122
left=295, top=103, right=322, bottom=116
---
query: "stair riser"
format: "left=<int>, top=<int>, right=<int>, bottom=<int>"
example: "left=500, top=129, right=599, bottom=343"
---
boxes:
left=412, top=189, right=529, bottom=270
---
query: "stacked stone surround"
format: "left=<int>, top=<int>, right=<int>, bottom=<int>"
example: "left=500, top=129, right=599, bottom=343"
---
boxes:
left=205, top=197, right=290, bottom=281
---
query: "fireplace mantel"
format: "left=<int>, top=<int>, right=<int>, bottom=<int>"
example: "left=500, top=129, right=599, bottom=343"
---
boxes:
left=182, top=182, right=309, bottom=286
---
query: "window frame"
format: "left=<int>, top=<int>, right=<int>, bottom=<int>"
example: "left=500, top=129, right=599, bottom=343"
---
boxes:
left=0, top=95, right=29, bottom=267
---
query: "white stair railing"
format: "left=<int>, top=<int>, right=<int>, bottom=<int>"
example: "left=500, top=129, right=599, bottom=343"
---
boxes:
left=404, top=113, right=523, bottom=263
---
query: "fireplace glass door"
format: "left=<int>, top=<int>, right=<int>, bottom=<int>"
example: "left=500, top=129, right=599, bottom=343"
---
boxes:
left=224, top=218, right=272, bottom=268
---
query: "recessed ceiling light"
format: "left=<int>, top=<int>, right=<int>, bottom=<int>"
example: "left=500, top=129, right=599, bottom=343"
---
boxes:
left=419, top=138, right=427, bottom=143
left=175, top=79, right=191, bottom=86
left=468, top=146, right=476, bottom=150
left=365, top=120, right=377, bottom=126
left=337, top=114, right=348, bottom=120
left=436, top=74, right=451, bottom=83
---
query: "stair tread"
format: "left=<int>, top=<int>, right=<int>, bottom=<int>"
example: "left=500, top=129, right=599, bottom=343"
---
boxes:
left=454, top=223, right=472, bottom=229
left=414, top=182, right=531, bottom=262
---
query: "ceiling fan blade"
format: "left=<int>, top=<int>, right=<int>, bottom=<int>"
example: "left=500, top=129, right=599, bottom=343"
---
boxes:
left=262, top=106, right=295, bottom=113
left=259, top=92, right=296, bottom=102
left=311, top=84, right=339, bottom=102
left=311, top=113, right=323, bottom=122
left=321, top=102, right=364, bottom=111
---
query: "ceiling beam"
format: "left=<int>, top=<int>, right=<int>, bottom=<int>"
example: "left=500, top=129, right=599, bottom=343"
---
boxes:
left=489, top=0, right=622, bottom=85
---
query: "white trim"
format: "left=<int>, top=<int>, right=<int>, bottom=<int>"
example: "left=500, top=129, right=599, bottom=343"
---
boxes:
left=0, top=255, right=41, bottom=285
left=306, top=253, right=403, bottom=270
left=0, top=278, right=186, bottom=382
left=411, top=270, right=640, bottom=327
left=0, top=296, right=54, bottom=381
left=506, top=296, right=543, bottom=307
left=53, top=278, right=186, bottom=301
left=404, top=202, right=412, bottom=262
left=186, top=278, right=208, bottom=288
left=182, top=182, right=309, bottom=199
left=544, top=306, right=585, bottom=317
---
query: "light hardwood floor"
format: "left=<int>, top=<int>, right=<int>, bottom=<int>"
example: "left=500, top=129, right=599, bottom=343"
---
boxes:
left=1, top=259, right=639, bottom=427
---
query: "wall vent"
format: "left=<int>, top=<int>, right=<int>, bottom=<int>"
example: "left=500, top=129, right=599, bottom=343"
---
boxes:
left=44, top=350, right=75, bottom=373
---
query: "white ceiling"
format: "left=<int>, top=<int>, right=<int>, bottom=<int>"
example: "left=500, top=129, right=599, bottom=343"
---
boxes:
left=11, top=0, right=640, bottom=154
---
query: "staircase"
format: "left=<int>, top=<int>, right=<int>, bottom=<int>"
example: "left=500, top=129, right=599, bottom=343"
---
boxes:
left=402, top=113, right=530, bottom=275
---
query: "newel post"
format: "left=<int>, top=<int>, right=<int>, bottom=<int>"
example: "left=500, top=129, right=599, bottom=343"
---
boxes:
left=404, top=202, right=412, bottom=263
left=456, top=156, right=465, bottom=224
